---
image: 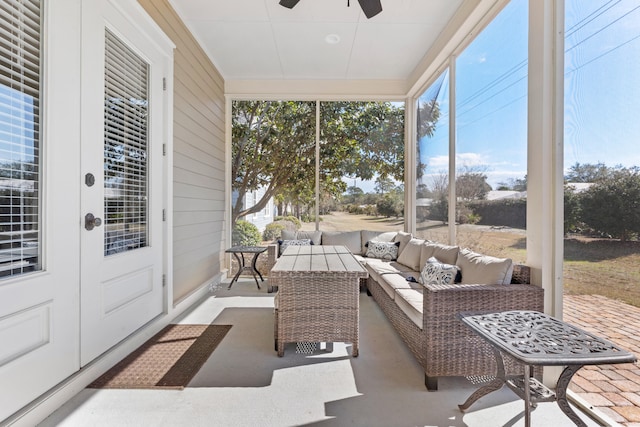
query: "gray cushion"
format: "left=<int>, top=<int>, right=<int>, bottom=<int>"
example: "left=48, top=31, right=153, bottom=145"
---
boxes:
left=279, top=239, right=311, bottom=255
left=281, top=230, right=322, bottom=245
left=322, top=230, right=362, bottom=254
left=421, top=241, right=459, bottom=266
left=455, top=248, right=513, bottom=285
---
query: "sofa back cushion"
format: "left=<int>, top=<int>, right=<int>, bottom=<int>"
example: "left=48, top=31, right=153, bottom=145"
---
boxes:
left=322, top=230, right=363, bottom=255
left=396, top=238, right=425, bottom=271
left=361, top=230, right=397, bottom=255
left=281, top=230, right=322, bottom=246
left=420, top=241, right=459, bottom=267
left=279, top=239, right=312, bottom=255
left=393, top=231, right=413, bottom=256
left=455, top=248, right=513, bottom=285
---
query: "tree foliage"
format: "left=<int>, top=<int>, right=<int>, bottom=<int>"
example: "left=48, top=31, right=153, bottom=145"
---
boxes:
left=579, top=166, right=640, bottom=241
left=232, top=101, right=405, bottom=223
left=416, top=98, right=441, bottom=182
left=565, top=162, right=612, bottom=183
left=456, top=166, right=491, bottom=201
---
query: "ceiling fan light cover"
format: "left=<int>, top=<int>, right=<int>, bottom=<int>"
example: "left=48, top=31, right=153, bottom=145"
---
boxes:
left=279, top=0, right=300, bottom=9
left=358, top=0, right=382, bottom=18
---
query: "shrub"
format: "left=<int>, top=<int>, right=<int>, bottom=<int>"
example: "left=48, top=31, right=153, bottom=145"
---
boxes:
left=232, top=220, right=261, bottom=246
left=274, top=215, right=301, bottom=230
left=263, top=222, right=285, bottom=241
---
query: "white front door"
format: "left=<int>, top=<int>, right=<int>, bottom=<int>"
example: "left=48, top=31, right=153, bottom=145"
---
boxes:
left=0, top=0, right=81, bottom=421
left=80, top=0, right=167, bottom=365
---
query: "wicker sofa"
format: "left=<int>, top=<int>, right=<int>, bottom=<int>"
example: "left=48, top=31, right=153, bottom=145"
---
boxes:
left=267, top=229, right=544, bottom=390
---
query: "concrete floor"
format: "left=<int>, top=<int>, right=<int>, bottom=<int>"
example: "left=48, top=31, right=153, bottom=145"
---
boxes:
left=40, top=279, right=603, bottom=427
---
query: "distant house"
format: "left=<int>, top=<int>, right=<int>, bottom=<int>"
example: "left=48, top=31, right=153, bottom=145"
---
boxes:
left=486, top=190, right=527, bottom=201
left=232, top=187, right=275, bottom=232
left=565, top=182, right=593, bottom=193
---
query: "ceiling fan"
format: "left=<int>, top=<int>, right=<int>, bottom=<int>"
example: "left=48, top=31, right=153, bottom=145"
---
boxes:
left=279, top=0, right=383, bottom=19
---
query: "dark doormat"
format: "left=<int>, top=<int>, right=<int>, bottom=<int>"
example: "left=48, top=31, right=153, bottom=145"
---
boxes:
left=88, top=324, right=232, bottom=389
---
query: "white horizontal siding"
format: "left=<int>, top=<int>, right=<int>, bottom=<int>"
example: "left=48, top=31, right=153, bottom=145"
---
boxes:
left=138, top=0, right=226, bottom=302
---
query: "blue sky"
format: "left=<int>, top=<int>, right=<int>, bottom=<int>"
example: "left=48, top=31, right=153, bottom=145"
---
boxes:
left=418, top=0, right=640, bottom=190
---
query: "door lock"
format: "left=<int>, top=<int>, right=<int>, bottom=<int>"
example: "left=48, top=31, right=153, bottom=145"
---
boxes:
left=85, top=213, right=102, bottom=231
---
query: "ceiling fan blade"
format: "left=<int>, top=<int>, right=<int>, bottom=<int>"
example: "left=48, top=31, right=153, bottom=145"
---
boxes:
left=279, top=0, right=301, bottom=9
left=357, top=0, right=382, bottom=19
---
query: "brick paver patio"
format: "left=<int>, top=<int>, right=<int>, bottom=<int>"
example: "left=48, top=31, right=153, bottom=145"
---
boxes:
left=565, top=294, right=640, bottom=426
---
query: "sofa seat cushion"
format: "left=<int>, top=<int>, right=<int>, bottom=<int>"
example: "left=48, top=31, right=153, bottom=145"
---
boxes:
left=456, top=248, right=514, bottom=285
left=394, top=288, right=424, bottom=329
left=322, top=230, right=362, bottom=255
left=365, top=260, right=420, bottom=299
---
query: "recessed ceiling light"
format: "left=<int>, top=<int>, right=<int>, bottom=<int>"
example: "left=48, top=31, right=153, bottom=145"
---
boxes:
left=325, top=34, right=341, bottom=44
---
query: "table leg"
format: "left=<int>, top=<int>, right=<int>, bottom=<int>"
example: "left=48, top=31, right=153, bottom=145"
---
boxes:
left=523, top=364, right=531, bottom=427
left=228, top=252, right=244, bottom=289
left=252, top=252, right=265, bottom=281
left=556, top=365, right=587, bottom=427
left=459, top=347, right=506, bottom=412
left=250, top=252, right=262, bottom=289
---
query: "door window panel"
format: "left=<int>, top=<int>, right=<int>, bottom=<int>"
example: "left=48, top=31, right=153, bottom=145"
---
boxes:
left=104, top=29, right=149, bottom=256
left=0, top=0, right=41, bottom=277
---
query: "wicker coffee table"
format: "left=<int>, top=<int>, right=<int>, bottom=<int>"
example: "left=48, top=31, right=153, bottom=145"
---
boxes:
left=271, top=245, right=368, bottom=357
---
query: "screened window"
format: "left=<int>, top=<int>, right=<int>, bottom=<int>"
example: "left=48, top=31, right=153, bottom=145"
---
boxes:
left=104, top=29, right=149, bottom=256
left=415, top=70, right=450, bottom=243
left=0, top=0, right=41, bottom=277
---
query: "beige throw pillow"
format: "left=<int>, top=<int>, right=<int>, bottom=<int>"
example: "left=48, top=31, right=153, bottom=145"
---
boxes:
left=396, top=238, right=425, bottom=271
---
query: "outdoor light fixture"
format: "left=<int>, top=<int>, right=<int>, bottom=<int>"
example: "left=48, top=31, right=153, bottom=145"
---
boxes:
left=279, top=0, right=383, bottom=19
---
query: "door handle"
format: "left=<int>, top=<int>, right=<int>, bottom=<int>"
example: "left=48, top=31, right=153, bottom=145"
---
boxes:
left=85, top=213, right=103, bottom=231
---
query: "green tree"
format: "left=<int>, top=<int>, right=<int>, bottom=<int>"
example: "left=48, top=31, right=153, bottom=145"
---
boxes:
left=456, top=166, right=491, bottom=201
left=565, top=162, right=611, bottom=183
left=580, top=167, right=640, bottom=241
left=376, top=192, right=403, bottom=218
left=232, top=100, right=406, bottom=223
left=563, top=184, right=582, bottom=234
left=345, top=185, right=364, bottom=204
left=374, top=176, right=395, bottom=195
left=497, top=176, right=527, bottom=191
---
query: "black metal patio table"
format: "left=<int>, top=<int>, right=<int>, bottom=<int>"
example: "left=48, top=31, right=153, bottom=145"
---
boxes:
left=226, top=245, right=267, bottom=289
left=458, top=310, right=636, bottom=427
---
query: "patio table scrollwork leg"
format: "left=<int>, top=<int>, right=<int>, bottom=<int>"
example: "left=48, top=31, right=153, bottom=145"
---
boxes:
left=556, top=364, right=586, bottom=427
left=459, top=347, right=506, bottom=412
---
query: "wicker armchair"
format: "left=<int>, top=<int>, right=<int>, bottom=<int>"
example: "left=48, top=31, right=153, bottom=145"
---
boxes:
left=366, top=264, right=544, bottom=390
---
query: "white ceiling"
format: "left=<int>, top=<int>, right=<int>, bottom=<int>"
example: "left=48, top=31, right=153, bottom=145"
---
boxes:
left=170, top=0, right=469, bottom=82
